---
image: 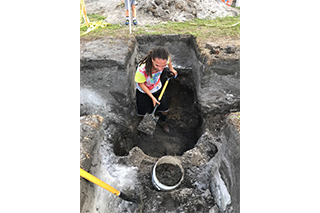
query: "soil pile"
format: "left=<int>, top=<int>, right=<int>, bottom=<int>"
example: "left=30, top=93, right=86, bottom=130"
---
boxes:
left=85, top=0, right=239, bottom=25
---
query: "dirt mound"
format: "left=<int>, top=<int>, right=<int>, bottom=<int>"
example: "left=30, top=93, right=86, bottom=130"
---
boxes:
left=85, top=0, right=239, bottom=25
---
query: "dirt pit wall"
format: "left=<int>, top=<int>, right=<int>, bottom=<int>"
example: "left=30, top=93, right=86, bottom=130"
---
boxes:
left=80, top=34, right=240, bottom=213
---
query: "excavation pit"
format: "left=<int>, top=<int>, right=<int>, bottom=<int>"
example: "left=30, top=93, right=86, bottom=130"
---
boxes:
left=80, top=34, right=240, bottom=213
left=133, top=71, right=201, bottom=157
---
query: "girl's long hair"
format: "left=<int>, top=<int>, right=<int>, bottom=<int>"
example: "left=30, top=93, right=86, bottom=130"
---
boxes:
left=138, top=46, right=169, bottom=77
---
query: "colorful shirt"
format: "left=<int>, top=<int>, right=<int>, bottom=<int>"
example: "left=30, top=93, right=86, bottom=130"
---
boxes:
left=135, top=59, right=169, bottom=93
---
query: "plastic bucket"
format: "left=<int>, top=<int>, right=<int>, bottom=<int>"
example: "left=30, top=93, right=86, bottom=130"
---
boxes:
left=152, top=156, right=184, bottom=191
left=221, top=0, right=233, bottom=6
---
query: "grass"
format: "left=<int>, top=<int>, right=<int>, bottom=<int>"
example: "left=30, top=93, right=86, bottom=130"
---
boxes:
left=80, top=14, right=108, bottom=33
left=87, top=14, right=107, bottom=21
left=80, top=15, right=240, bottom=42
left=138, top=17, right=240, bottom=38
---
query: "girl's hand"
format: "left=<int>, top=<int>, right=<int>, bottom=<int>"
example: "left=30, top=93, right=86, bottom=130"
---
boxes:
left=170, top=69, right=178, bottom=78
left=152, top=96, right=160, bottom=107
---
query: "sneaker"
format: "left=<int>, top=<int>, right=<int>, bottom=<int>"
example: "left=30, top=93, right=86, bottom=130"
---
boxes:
left=125, top=19, right=129, bottom=25
left=133, top=19, right=138, bottom=25
left=159, top=121, right=170, bottom=133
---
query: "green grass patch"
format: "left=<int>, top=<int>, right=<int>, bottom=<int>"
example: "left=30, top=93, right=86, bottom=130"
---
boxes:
left=136, top=16, right=240, bottom=39
left=87, top=14, right=107, bottom=22
left=80, top=15, right=240, bottom=40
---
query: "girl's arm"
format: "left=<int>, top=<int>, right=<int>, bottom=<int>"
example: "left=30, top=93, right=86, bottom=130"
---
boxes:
left=167, top=57, right=178, bottom=77
left=138, top=83, right=160, bottom=107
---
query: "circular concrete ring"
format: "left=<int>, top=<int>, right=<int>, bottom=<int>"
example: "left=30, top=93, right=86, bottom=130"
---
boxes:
left=152, top=156, right=184, bottom=191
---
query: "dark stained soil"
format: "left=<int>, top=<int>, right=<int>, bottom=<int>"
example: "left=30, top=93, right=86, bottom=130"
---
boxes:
left=156, top=163, right=182, bottom=186
left=135, top=73, right=202, bottom=157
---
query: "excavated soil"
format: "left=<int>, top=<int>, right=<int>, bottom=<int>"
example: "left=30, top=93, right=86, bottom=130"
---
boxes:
left=155, top=163, right=182, bottom=186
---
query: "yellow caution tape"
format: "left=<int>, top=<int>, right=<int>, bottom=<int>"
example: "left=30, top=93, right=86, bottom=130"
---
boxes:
left=80, top=20, right=111, bottom=36
left=80, top=0, right=111, bottom=36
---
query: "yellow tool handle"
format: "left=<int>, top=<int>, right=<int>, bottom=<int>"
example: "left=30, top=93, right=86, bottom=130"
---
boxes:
left=80, top=168, right=120, bottom=196
left=158, top=80, right=169, bottom=101
left=80, top=0, right=89, bottom=27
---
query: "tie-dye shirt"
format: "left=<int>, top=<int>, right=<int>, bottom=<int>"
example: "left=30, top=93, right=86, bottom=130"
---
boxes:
left=135, top=60, right=169, bottom=93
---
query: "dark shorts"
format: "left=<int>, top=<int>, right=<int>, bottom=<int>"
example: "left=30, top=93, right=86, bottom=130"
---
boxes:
left=136, top=89, right=169, bottom=116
